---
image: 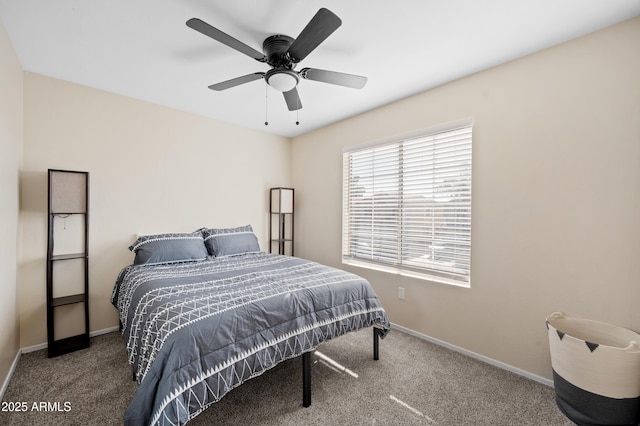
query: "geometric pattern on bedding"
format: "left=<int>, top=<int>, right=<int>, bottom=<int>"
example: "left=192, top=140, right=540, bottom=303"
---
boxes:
left=112, top=252, right=390, bottom=426
left=153, top=307, right=383, bottom=426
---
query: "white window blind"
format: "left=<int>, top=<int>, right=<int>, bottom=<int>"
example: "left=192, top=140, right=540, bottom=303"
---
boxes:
left=342, top=125, right=472, bottom=286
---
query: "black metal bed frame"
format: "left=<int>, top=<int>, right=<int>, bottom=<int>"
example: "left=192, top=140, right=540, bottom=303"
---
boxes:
left=302, top=326, right=382, bottom=407
left=125, top=323, right=382, bottom=408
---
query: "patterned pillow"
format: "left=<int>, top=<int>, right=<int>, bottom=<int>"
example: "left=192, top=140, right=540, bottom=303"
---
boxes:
left=202, top=225, right=260, bottom=257
left=129, top=231, right=208, bottom=265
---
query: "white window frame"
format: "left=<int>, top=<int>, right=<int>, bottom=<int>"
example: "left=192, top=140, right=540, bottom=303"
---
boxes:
left=342, top=120, right=472, bottom=287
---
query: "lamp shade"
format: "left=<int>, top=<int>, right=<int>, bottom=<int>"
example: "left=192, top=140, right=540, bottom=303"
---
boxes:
left=271, top=187, right=294, bottom=214
left=50, top=170, right=88, bottom=213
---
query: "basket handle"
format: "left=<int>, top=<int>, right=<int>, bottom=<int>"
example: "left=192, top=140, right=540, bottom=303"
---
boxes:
left=626, top=341, right=640, bottom=353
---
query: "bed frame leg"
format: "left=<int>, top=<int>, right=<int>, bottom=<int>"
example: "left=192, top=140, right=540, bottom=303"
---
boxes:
left=302, top=328, right=379, bottom=408
left=302, top=352, right=311, bottom=407
left=373, top=327, right=380, bottom=361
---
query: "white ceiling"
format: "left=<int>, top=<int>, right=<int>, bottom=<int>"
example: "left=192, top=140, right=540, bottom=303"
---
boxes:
left=1, top=1, right=639, bottom=138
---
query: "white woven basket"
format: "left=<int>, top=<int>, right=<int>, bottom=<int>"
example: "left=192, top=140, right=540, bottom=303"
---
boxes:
left=546, top=312, right=640, bottom=425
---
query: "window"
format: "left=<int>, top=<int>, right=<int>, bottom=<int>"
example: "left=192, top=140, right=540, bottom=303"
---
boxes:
left=342, top=123, right=472, bottom=287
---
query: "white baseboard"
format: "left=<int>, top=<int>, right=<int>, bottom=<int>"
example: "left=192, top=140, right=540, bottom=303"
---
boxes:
left=0, top=350, right=21, bottom=401
left=1, top=324, right=122, bottom=399
left=21, top=325, right=120, bottom=354
left=20, top=341, right=46, bottom=354
left=92, top=325, right=120, bottom=336
left=391, top=322, right=554, bottom=388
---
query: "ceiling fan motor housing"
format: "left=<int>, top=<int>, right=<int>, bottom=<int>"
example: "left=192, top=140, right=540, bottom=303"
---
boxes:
left=263, top=35, right=295, bottom=68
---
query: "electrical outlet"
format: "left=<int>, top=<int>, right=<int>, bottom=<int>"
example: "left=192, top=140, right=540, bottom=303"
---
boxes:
left=398, top=287, right=405, bottom=300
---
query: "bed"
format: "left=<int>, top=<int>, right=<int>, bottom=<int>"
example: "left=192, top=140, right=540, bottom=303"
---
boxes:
left=111, top=226, right=391, bottom=426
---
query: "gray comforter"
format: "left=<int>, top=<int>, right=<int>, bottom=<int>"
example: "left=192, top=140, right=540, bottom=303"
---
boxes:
left=111, top=252, right=390, bottom=425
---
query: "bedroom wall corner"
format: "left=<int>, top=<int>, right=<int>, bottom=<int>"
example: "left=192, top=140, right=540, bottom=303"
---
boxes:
left=19, top=74, right=291, bottom=348
left=0, top=17, right=23, bottom=395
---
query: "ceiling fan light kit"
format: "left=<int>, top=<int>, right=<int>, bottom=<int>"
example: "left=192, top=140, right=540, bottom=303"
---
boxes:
left=265, top=69, right=299, bottom=92
left=186, top=8, right=367, bottom=115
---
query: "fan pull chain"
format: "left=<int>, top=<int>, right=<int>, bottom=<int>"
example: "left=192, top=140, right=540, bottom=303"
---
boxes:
left=296, top=96, right=300, bottom=125
left=264, top=85, right=269, bottom=126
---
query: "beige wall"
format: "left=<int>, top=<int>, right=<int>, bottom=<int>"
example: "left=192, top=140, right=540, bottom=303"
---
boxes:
left=0, top=19, right=22, bottom=386
left=19, top=74, right=291, bottom=347
left=291, top=17, right=640, bottom=380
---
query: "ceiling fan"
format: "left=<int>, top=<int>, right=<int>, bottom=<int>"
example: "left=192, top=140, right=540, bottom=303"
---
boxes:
left=186, top=8, right=367, bottom=112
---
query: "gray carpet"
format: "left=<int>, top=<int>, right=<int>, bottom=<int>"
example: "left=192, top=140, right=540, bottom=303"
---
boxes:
left=0, top=328, right=572, bottom=425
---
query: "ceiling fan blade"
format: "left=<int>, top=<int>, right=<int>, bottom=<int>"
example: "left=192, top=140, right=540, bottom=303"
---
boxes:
left=287, top=8, right=342, bottom=62
left=186, top=18, right=266, bottom=62
left=208, top=73, right=265, bottom=91
left=283, top=87, right=302, bottom=111
left=300, top=68, right=367, bottom=89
